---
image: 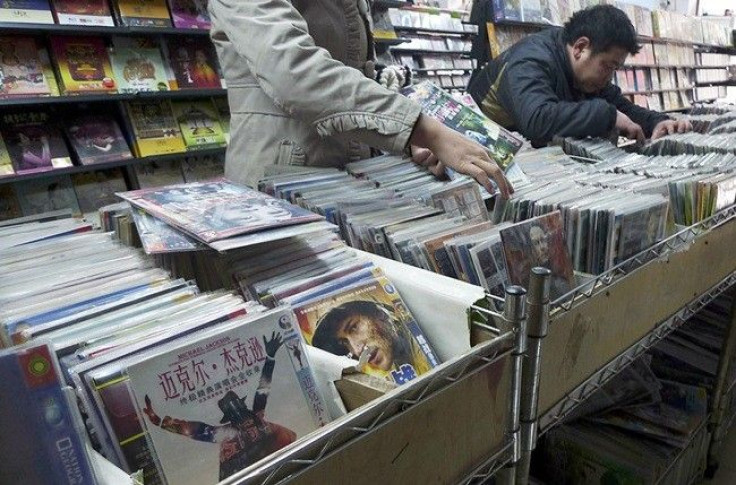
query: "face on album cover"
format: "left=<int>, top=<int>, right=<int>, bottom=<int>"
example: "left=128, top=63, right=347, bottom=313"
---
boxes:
left=500, top=211, right=575, bottom=300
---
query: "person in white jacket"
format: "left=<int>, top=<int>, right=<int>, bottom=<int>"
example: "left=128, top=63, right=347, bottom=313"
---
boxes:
left=208, top=0, right=512, bottom=198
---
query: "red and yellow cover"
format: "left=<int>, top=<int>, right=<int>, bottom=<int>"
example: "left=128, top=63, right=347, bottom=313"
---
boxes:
left=50, top=36, right=117, bottom=94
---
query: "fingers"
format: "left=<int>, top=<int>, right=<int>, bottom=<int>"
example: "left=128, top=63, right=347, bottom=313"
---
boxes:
left=410, top=146, right=432, bottom=166
left=469, top=158, right=512, bottom=199
left=651, top=125, right=665, bottom=140
left=427, top=159, right=445, bottom=177
left=626, top=124, right=645, bottom=143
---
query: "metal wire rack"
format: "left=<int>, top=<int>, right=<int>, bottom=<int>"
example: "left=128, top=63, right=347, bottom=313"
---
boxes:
left=538, top=270, right=736, bottom=435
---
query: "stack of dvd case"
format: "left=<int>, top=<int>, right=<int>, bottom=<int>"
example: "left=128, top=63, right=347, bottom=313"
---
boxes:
left=0, top=218, right=332, bottom=485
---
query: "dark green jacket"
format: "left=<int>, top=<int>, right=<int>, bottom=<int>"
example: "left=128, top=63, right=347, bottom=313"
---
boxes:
left=468, top=27, right=669, bottom=147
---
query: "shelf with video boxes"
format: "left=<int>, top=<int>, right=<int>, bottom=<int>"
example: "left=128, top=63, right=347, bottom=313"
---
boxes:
left=0, top=96, right=229, bottom=179
left=373, top=3, right=474, bottom=93
left=0, top=34, right=225, bottom=99
left=0, top=0, right=211, bottom=30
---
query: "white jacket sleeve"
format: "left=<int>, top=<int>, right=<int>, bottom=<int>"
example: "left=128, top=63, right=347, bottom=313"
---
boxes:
left=209, top=0, right=422, bottom=153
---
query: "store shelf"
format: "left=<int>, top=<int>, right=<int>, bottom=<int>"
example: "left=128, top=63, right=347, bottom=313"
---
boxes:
left=405, top=4, right=470, bottom=17
left=0, top=146, right=227, bottom=184
left=393, top=25, right=477, bottom=36
left=622, top=64, right=697, bottom=69
left=415, top=67, right=473, bottom=74
left=0, top=89, right=227, bottom=107
left=492, top=19, right=554, bottom=29
left=374, top=37, right=412, bottom=46
left=0, top=21, right=210, bottom=36
left=622, top=87, right=694, bottom=96
left=372, top=0, right=414, bottom=9
left=695, top=81, right=736, bottom=87
left=662, top=107, right=691, bottom=113
left=390, top=47, right=471, bottom=55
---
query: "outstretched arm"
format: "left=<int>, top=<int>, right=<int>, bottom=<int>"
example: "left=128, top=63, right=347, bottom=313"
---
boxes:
left=144, top=395, right=219, bottom=443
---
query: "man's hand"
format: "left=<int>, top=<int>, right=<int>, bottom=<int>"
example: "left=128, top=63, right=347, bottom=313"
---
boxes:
left=410, top=146, right=445, bottom=177
left=651, top=119, right=692, bottom=140
left=615, top=110, right=645, bottom=143
left=409, top=114, right=513, bottom=198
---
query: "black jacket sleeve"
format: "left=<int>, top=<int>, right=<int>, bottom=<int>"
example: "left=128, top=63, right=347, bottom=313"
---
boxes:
left=498, top=58, right=618, bottom=147
left=598, top=84, right=670, bottom=138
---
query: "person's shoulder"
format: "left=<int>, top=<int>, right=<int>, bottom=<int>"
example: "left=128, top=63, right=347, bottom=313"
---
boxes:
left=507, top=27, right=562, bottom=65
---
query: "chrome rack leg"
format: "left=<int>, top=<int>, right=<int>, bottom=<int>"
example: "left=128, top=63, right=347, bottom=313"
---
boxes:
left=495, top=286, right=527, bottom=485
left=707, top=289, right=736, bottom=476
left=515, top=268, right=551, bottom=485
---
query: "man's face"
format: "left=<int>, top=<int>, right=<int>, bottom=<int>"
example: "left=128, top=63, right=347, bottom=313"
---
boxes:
left=529, top=226, right=549, bottom=266
left=570, top=38, right=628, bottom=93
left=334, top=314, right=395, bottom=371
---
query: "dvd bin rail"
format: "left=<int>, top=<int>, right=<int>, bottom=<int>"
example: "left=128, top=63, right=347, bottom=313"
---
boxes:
left=512, top=203, right=736, bottom=484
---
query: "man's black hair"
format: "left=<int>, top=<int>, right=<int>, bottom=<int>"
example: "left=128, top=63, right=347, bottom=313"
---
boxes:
left=563, top=5, right=641, bottom=55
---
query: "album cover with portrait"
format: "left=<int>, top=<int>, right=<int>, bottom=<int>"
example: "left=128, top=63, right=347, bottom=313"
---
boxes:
left=500, top=210, right=575, bottom=301
left=116, top=179, right=323, bottom=243
left=292, top=273, right=439, bottom=385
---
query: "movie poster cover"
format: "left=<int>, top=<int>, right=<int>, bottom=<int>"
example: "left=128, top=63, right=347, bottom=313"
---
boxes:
left=469, top=234, right=510, bottom=304
left=171, top=99, right=227, bottom=150
left=0, top=133, right=14, bottom=177
left=1, top=111, right=73, bottom=174
left=125, top=99, right=186, bottom=157
left=72, top=168, right=128, bottom=215
left=500, top=210, right=575, bottom=301
left=115, top=0, right=172, bottom=27
left=130, top=206, right=203, bottom=253
left=50, top=0, right=115, bottom=26
left=292, top=274, right=439, bottom=385
left=50, top=36, right=117, bottom=93
left=127, top=308, right=329, bottom=485
left=163, top=37, right=221, bottom=89
left=109, top=37, right=170, bottom=93
left=15, top=175, right=81, bottom=216
left=66, top=115, right=133, bottom=165
left=0, top=36, right=52, bottom=97
left=402, top=81, right=527, bottom=186
left=0, top=343, right=96, bottom=485
left=117, top=179, right=323, bottom=243
left=0, top=0, right=54, bottom=23
left=167, top=0, right=210, bottom=29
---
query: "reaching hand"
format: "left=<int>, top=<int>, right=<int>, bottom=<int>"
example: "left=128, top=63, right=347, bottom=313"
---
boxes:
left=144, top=395, right=161, bottom=426
left=615, top=110, right=645, bottom=143
left=263, top=331, right=283, bottom=358
left=410, top=115, right=513, bottom=198
left=651, top=119, right=692, bottom=140
left=410, top=146, right=445, bottom=177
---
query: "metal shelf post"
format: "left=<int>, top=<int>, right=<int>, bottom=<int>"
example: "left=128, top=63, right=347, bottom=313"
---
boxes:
left=515, top=268, right=550, bottom=485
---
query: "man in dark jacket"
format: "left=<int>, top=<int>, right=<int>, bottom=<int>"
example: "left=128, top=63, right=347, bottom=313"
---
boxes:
left=468, top=5, right=692, bottom=148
